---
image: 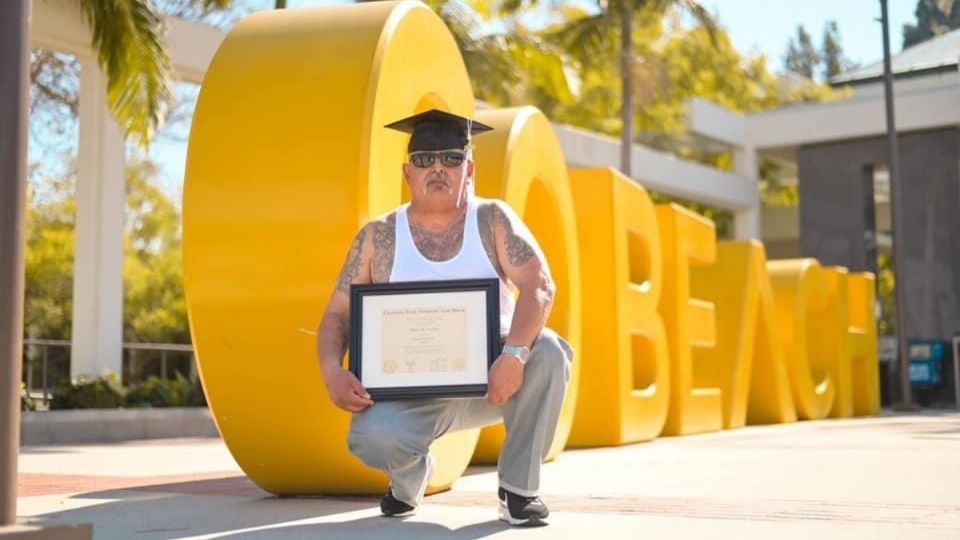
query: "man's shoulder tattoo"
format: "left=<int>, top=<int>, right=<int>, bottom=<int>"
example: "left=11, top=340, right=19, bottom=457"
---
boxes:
left=477, top=202, right=505, bottom=279
left=336, top=226, right=367, bottom=293
left=490, top=201, right=535, bottom=267
left=371, top=213, right=396, bottom=283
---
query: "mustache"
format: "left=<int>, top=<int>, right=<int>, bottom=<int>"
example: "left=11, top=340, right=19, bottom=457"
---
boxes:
left=426, top=171, right=450, bottom=184
left=422, top=172, right=453, bottom=195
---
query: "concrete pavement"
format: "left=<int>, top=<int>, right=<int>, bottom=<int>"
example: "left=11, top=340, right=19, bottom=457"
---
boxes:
left=15, top=411, right=960, bottom=539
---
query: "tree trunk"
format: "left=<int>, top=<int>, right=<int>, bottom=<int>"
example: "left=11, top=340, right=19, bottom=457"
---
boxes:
left=275, top=0, right=287, bottom=8
left=620, top=6, right=634, bottom=176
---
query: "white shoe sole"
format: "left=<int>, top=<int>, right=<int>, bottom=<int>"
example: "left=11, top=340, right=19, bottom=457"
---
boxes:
left=498, top=503, right=546, bottom=526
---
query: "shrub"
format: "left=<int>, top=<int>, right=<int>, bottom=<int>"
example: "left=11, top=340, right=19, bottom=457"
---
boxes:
left=50, top=371, right=125, bottom=410
left=20, top=382, right=36, bottom=411
left=44, top=370, right=207, bottom=410
left=126, top=373, right=207, bottom=408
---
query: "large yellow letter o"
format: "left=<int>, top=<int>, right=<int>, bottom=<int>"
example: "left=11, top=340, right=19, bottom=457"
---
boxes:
left=469, top=107, right=582, bottom=463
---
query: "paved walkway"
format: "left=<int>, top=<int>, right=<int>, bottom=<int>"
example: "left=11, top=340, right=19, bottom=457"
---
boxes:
left=16, top=411, right=960, bottom=539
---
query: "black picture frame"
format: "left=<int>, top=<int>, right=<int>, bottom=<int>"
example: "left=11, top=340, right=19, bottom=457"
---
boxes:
left=349, top=278, right=500, bottom=400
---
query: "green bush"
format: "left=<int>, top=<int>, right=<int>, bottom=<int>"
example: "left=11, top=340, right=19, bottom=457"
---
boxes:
left=45, top=370, right=207, bottom=410
left=50, top=371, right=125, bottom=410
left=126, top=373, right=207, bottom=408
left=20, top=382, right=36, bottom=411
left=187, top=377, right=207, bottom=407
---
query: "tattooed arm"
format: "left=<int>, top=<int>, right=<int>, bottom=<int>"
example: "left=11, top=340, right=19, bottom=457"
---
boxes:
left=491, top=201, right=554, bottom=347
left=484, top=200, right=555, bottom=405
left=316, top=224, right=376, bottom=412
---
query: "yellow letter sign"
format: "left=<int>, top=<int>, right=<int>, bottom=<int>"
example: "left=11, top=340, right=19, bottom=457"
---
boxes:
left=567, top=168, right=671, bottom=446
left=184, top=1, right=881, bottom=496
left=691, top=241, right=796, bottom=428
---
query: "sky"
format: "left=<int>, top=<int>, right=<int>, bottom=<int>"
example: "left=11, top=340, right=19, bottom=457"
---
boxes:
left=703, top=0, right=915, bottom=71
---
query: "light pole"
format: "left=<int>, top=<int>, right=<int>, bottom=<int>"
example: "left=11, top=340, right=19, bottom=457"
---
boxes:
left=1, top=2, right=92, bottom=537
left=878, top=0, right=916, bottom=411
left=0, top=0, right=30, bottom=526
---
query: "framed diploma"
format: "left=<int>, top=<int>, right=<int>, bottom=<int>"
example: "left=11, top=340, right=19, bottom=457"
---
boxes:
left=349, top=278, right=500, bottom=400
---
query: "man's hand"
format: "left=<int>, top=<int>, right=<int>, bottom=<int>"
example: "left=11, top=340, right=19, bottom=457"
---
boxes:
left=323, top=367, right=374, bottom=412
left=485, top=354, right=524, bottom=406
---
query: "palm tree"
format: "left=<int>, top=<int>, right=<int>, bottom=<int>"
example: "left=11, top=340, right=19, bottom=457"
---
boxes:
left=73, top=0, right=231, bottom=146
left=529, top=0, right=715, bottom=175
left=438, top=0, right=577, bottom=107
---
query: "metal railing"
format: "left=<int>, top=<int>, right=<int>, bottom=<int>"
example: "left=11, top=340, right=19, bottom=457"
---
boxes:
left=21, top=339, right=195, bottom=405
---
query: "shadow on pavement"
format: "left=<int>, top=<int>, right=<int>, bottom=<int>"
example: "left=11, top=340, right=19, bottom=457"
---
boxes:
left=215, top=516, right=509, bottom=540
left=24, top=476, right=512, bottom=540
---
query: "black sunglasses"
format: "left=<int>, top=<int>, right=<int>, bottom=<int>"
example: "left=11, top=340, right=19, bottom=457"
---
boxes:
left=408, top=150, right=467, bottom=168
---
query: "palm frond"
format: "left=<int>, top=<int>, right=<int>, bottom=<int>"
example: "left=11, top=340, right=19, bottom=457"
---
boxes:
left=675, top=0, right=717, bottom=44
left=464, top=0, right=495, bottom=19
left=200, top=0, right=233, bottom=9
left=79, top=0, right=174, bottom=147
left=438, top=1, right=578, bottom=106
left=639, top=0, right=716, bottom=43
left=543, top=13, right=607, bottom=64
left=495, top=0, right=535, bottom=18
left=507, top=34, right=579, bottom=104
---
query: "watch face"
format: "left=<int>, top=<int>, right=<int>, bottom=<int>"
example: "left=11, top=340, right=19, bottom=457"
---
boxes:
left=503, top=345, right=529, bottom=363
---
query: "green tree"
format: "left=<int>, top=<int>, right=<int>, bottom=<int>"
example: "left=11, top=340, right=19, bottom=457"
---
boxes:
left=24, top=157, right=189, bottom=344
left=532, top=11, right=838, bottom=235
left=123, top=158, right=189, bottom=344
left=876, top=252, right=896, bottom=335
left=531, top=3, right=660, bottom=136
left=537, top=0, right=716, bottom=176
left=821, top=20, right=848, bottom=79
left=514, top=6, right=839, bottom=233
left=903, top=0, right=959, bottom=48
left=784, top=24, right=819, bottom=79
left=23, top=175, right=76, bottom=341
left=538, top=11, right=838, bottom=154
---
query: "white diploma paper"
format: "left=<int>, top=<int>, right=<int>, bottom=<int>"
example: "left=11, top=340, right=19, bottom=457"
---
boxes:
left=380, top=306, right=468, bottom=374
left=360, top=290, right=489, bottom=389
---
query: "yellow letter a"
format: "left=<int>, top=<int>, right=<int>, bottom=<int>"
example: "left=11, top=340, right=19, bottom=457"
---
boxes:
left=692, top=241, right=796, bottom=428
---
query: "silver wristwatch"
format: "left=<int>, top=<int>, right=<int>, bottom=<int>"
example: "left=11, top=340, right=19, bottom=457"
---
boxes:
left=502, top=344, right=531, bottom=365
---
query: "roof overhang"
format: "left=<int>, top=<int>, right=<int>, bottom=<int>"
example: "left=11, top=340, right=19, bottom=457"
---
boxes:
left=745, top=78, right=960, bottom=160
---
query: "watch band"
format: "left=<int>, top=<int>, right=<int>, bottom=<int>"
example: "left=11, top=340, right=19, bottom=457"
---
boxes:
left=502, top=344, right=531, bottom=364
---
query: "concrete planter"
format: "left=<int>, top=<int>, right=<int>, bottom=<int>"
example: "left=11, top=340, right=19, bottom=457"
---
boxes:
left=20, top=407, right=219, bottom=445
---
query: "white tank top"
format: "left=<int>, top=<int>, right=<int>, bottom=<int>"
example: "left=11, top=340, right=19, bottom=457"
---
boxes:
left=390, top=198, right=516, bottom=335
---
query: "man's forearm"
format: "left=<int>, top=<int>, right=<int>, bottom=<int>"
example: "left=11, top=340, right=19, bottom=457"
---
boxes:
left=317, top=310, right=350, bottom=377
left=505, top=280, right=554, bottom=348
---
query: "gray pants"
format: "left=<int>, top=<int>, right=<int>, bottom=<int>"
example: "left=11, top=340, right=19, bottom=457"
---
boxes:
left=348, top=328, right=573, bottom=507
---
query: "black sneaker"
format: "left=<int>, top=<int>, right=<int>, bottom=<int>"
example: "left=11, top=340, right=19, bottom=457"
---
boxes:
left=380, top=490, right=416, bottom=518
left=498, top=487, right=549, bottom=526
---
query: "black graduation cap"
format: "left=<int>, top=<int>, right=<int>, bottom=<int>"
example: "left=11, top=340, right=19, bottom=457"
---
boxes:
left=384, top=109, right=493, bottom=153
